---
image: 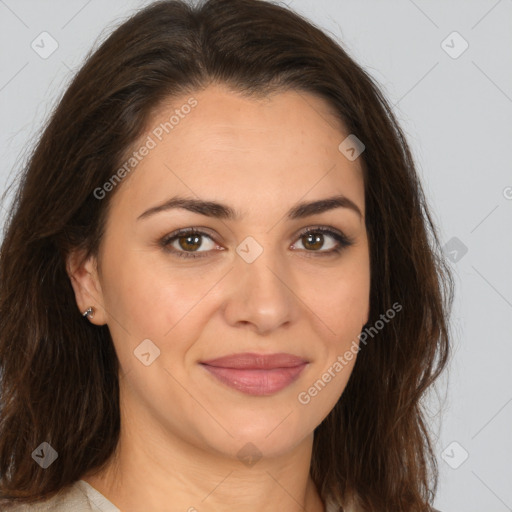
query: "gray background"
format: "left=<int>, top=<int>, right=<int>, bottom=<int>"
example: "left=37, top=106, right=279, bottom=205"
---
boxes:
left=1, top=1, right=511, bottom=510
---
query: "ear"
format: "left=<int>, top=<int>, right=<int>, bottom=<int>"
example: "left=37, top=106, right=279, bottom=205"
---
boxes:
left=66, top=248, right=107, bottom=325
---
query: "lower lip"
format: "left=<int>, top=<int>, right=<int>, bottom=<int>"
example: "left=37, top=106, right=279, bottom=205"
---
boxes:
left=200, top=363, right=308, bottom=396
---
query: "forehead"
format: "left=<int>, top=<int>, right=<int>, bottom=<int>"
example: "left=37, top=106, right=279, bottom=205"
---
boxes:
left=109, top=84, right=365, bottom=221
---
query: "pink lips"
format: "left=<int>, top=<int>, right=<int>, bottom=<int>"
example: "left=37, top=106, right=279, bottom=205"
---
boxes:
left=200, top=353, right=308, bottom=396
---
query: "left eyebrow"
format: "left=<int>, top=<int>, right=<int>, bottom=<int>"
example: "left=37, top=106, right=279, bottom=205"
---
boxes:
left=136, top=194, right=363, bottom=221
left=288, top=195, right=363, bottom=220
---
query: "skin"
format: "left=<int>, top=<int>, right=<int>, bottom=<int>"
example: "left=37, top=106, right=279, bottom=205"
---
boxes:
left=67, top=83, right=370, bottom=512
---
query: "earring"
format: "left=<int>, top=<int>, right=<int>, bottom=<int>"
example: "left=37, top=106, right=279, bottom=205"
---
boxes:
left=82, top=306, right=94, bottom=319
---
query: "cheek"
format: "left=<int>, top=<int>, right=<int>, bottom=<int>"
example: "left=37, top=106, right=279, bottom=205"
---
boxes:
left=101, top=262, right=217, bottom=389
left=302, top=260, right=370, bottom=343
left=101, top=248, right=215, bottom=333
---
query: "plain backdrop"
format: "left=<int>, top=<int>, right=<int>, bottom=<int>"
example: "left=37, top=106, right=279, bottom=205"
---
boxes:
left=1, top=1, right=511, bottom=511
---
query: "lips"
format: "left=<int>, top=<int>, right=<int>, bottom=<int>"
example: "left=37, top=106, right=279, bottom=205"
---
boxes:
left=201, top=352, right=308, bottom=369
left=200, top=352, right=309, bottom=396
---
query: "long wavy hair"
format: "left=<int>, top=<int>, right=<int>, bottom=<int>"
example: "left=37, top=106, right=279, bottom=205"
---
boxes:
left=0, top=0, right=454, bottom=510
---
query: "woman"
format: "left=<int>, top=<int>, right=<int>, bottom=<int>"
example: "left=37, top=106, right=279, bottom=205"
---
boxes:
left=0, top=0, right=453, bottom=510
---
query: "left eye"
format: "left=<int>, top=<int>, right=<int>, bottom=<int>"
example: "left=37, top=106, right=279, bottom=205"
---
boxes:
left=161, top=226, right=353, bottom=259
left=292, top=228, right=339, bottom=252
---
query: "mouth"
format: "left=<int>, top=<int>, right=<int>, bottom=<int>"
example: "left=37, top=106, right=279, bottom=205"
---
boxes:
left=199, top=352, right=309, bottom=396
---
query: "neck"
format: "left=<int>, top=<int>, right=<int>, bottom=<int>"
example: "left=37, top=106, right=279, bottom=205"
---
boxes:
left=82, top=402, right=326, bottom=512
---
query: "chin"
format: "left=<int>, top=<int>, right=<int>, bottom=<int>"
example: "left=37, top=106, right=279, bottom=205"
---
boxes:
left=206, top=419, right=314, bottom=461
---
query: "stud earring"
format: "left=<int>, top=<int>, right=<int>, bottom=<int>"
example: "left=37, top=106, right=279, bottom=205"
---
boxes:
left=82, top=306, right=94, bottom=319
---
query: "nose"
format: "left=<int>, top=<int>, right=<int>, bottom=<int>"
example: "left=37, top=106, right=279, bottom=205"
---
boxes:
left=222, top=245, right=299, bottom=336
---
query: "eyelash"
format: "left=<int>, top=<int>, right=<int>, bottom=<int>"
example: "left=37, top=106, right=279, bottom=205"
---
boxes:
left=160, top=226, right=355, bottom=260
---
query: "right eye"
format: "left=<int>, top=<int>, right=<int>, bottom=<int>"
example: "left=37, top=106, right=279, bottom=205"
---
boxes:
left=160, top=228, right=221, bottom=259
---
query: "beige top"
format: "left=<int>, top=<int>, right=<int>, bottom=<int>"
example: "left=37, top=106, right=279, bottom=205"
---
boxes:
left=2, top=480, right=119, bottom=511
left=3, top=479, right=344, bottom=511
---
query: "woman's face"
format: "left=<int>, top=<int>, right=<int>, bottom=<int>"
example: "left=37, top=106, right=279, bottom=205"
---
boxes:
left=71, top=83, right=370, bottom=460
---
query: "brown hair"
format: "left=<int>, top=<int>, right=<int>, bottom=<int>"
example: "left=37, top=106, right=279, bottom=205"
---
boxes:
left=0, top=0, right=454, bottom=510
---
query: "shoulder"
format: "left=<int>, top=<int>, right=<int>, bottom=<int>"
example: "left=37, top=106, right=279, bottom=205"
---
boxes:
left=1, top=481, right=98, bottom=511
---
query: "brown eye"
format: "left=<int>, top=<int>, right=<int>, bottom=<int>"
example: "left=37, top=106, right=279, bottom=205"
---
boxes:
left=177, top=233, right=203, bottom=252
left=161, top=229, right=218, bottom=259
left=291, top=227, right=354, bottom=255
left=301, top=232, right=327, bottom=251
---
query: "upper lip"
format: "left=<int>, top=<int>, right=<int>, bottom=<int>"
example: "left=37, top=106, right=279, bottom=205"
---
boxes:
left=200, top=352, right=308, bottom=369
